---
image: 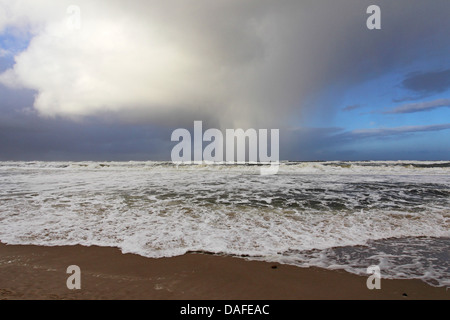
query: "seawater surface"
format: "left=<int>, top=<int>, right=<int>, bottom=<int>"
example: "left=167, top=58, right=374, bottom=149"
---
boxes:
left=0, top=161, right=448, bottom=287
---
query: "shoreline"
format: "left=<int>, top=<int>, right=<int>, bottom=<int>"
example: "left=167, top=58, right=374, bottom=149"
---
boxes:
left=0, top=243, right=448, bottom=300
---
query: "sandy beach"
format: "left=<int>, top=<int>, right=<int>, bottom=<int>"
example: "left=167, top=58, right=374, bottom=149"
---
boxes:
left=0, top=243, right=448, bottom=300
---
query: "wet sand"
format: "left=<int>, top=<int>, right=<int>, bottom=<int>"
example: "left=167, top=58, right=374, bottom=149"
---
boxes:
left=0, top=243, right=448, bottom=300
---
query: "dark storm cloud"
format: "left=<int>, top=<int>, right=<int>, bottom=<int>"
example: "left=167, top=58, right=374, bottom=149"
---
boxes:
left=0, top=87, right=173, bottom=161
left=402, top=69, right=450, bottom=95
left=0, top=117, right=173, bottom=161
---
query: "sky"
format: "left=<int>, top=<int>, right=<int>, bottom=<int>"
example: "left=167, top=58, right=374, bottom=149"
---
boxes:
left=0, top=0, right=449, bottom=161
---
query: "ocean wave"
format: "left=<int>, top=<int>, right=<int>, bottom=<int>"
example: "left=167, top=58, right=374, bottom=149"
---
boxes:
left=0, top=160, right=449, bottom=286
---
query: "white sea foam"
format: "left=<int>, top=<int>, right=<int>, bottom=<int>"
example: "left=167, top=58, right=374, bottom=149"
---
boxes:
left=0, top=161, right=449, bottom=286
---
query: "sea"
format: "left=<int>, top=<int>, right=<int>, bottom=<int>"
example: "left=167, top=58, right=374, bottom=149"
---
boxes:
left=0, top=160, right=448, bottom=287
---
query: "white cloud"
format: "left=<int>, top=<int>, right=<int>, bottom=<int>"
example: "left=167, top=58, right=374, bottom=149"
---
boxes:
left=1, top=1, right=225, bottom=117
left=0, top=0, right=295, bottom=126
